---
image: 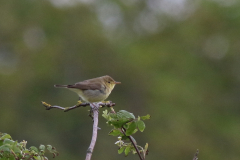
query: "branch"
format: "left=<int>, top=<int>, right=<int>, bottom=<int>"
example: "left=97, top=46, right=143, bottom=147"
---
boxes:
left=85, top=103, right=100, bottom=160
left=121, top=128, right=144, bottom=160
left=192, top=149, right=199, bottom=160
left=42, top=101, right=116, bottom=160
left=41, top=101, right=115, bottom=112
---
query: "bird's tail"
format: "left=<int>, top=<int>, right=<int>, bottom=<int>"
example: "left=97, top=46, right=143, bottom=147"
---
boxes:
left=54, top=84, right=69, bottom=88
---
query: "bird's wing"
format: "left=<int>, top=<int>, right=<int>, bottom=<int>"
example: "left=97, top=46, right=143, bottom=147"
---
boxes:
left=67, top=81, right=103, bottom=90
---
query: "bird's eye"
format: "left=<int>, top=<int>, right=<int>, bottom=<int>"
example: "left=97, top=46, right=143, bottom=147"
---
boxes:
left=108, top=81, right=110, bottom=83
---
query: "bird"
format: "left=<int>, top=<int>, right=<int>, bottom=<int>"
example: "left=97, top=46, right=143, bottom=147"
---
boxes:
left=54, top=75, right=121, bottom=103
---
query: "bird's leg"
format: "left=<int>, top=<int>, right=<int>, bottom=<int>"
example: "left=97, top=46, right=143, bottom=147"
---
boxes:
left=77, top=100, right=83, bottom=105
left=63, top=100, right=83, bottom=111
left=100, top=101, right=111, bottom=108
left=77, top=97, right=83, bottom=105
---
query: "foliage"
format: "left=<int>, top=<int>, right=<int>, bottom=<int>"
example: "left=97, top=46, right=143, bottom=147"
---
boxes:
left=0, top=132, right=59, bottom=160
left=102, top=109, right=150, bottom=158
left=1, top=0, right=240, bottom=159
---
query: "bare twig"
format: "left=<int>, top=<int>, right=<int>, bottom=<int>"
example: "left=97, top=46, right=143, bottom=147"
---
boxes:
left=41, top=101, right=115, bottom=112
left=121, top=128, right=144, bottom=160
left=192, top=149, right=199, bottom=160
left=85, top=103, right=100, bottom=160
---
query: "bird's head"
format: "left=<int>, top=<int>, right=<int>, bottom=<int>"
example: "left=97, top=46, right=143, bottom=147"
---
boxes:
left=103, top=75, right=121, bottom=91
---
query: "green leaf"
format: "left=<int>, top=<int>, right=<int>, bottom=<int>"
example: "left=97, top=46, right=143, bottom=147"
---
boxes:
left=8, top=156, right=15, bottom=160
left=140, top=114, right=150, bottom=120
left=117, top=110, right=135, bottom=119
left=132, top=129, right=138, bottom=134
left=109, top=129, right=121, bottom=136
left=109, top=119, right=131, bottom=128
left=121, top=135, right=129, bottom=140
left=46, top=145, right=59, bottom=157
left=12, top=142, right=21, bottom=154
left=0, top=134, right=11, bottom=140
left=109, top=113, right=118, bottom=119
left=39, top=144, right=45, bottom=151
left=0, top=140, right=3, bottom=146
left=102, top=109, right=109, bottom=120
left=124, top=146, right=131, bottom=156
left=30, top=146, right=39, bottom=152
left=0, top=145, right=10, bottom=152
left=125, top=122, right=137, bottom=136
left=3, top=139, right=14, bottom=145
left=137, top=120, right=145, bottom=132
left=46, top=145, right=53, bottom=151
left=23, top=149, right=30, bottom=153
left=34, top=156, right=42, bottom=160
left=144, top=143, right=148, bottom=152
left=118, top=147, right=125, bottom=154
left=109, top=110, right=135, bottom=128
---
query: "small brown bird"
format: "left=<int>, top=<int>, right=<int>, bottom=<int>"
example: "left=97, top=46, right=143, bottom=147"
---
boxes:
left=54, top=75, right=121, bottom=103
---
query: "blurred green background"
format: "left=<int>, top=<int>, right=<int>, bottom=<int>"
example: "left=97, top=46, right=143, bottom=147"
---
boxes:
left=1, top=0, right=240, bottom=159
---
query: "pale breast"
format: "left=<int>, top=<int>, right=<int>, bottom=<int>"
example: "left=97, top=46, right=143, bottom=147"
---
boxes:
left=83, top=89, right=110, bottom=102
left=68, top=84, right=111, bottom=102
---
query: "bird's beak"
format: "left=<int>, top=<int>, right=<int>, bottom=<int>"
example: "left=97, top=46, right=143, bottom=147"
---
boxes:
left=114, top=81, right=121, bottom=84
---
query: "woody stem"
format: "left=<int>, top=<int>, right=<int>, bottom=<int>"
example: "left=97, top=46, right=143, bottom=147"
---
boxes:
left=85, top=103, right=99, bottom=160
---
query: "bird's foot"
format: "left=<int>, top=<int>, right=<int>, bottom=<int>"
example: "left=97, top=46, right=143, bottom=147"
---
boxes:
left=77, top=100, right=82, bottom=105
left=101, top=101, right=110, bottom=104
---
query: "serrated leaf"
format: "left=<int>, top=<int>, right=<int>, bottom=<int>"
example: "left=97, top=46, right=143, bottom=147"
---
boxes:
left=140, top=114, right=150, bottom=120
left=118, top=147, right=125, bottom=154
left=124, top=146, right=131, bottom=156
left=109, top=129, right=121, bottom=136
left=108, top=110, right=135, bottom=128
left=117, top=110, right=135, bottom=119
left=125, top=122, right=137, bottom=136
left=137, top=120, right=145, bottom=132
